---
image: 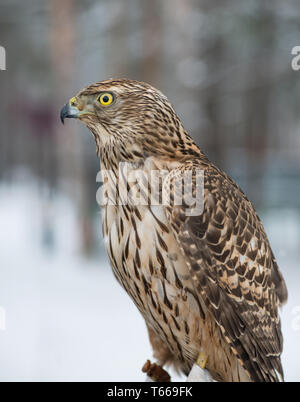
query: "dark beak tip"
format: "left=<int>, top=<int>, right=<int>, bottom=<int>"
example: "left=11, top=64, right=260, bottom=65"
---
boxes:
left=60, top=103, right=68, bottom=125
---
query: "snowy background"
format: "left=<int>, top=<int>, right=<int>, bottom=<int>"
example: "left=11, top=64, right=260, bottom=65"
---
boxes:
left=0, top=174, right=299, bottom=382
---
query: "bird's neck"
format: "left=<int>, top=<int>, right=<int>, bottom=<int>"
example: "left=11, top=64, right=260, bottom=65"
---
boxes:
left=92, top=114, right=209, bottom=175
left=98, top=135, right=206, bottom=171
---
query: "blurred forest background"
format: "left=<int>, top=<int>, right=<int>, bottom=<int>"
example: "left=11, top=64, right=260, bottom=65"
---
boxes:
left=0, top=0, right=300, bottom=381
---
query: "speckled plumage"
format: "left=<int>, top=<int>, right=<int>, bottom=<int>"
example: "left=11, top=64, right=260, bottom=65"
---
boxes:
left=61, top=79, right=287, bottom=382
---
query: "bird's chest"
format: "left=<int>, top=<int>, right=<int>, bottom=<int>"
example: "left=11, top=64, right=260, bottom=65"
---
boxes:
left=102, top=200, right=189, bottom=311
left=98, top=159, right=214, bottom=371
left=100, top=168, right=207, bottom=366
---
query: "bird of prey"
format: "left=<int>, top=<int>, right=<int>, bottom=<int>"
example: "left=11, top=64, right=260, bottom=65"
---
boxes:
left=60, top=79, right=287, bottom=382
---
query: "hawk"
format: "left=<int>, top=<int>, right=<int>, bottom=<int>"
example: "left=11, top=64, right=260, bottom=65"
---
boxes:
left=60, top=79, right=287, bottom=382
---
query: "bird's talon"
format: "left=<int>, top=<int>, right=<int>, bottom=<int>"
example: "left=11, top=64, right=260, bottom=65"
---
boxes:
left=196, top=352, right=208, bottom=369
left=142, top=360, right=171, bottom=382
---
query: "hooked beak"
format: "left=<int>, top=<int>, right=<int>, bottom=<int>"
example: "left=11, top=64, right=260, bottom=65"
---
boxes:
left=60, top=102, right=79, bottom=124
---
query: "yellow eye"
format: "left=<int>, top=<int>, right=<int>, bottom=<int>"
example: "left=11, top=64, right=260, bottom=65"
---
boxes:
left=98, top=92, right=114, bottom=106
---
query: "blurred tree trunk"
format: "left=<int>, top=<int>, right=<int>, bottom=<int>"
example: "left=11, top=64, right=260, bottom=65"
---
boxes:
left=203, top=36, right=225, bottom=167
left=140, top=0, right=162, bottom=85
left=49, top=0, right=93, bottom=255
left=243, top=5, right=276, bottom=207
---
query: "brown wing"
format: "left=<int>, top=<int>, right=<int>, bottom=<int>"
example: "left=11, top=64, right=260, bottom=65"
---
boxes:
left=164, top=159, right=287, bottom=382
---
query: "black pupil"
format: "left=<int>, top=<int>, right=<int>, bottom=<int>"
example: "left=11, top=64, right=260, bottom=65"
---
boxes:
left=103, top=95, right=109, bottom=103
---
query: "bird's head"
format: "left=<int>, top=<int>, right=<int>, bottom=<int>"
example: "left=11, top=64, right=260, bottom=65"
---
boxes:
left=60, top=78, right=199, bottom=162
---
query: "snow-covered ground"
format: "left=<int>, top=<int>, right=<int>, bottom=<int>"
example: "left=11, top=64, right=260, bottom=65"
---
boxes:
left=0, top=178, right=299, bottom=381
